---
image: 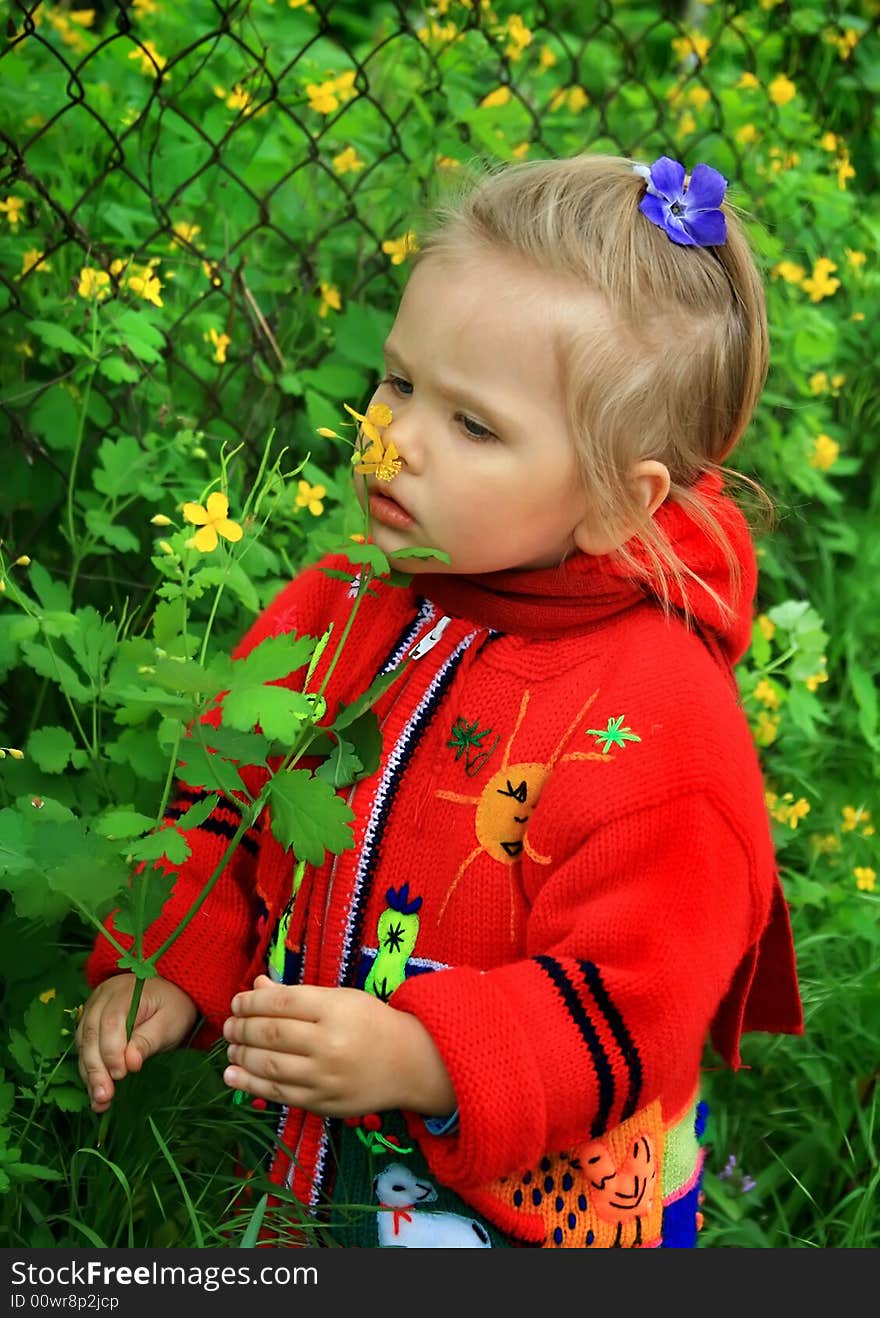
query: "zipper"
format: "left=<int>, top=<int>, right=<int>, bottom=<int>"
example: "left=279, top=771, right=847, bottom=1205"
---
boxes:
left=408, top=614, right=452, bottom=659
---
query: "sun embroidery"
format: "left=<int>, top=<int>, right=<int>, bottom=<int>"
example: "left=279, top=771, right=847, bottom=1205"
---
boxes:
left=435, top=688, right=613, bottom=940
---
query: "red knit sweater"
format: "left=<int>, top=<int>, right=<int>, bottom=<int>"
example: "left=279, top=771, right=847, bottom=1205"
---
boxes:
left=88, top=476, right=802, bottom=1245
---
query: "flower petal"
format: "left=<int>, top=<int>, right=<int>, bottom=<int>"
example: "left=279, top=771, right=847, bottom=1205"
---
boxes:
left=648, top=156, right=686, bottom=200
left=638, top=194, right=668, bottom=228
left=684, top=207, right=727, bottom=246
left=205, top=491, right=230, bottom=521
left=193, top=524, right=219, bottom=552
left=182, top=501, right=209, bottom=526
left=343, top=403, right=367, bottom=424
left=367, top=402, right=393, bottom=427
left=685, top=162, right=728, bottom=210
left=217, top=519, right=243, bottom=543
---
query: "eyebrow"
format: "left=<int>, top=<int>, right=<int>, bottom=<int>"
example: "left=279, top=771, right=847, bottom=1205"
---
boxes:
left=382, top=340, right=514, bottom=433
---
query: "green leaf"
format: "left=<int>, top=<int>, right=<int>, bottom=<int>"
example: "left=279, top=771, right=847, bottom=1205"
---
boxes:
left=24, top=995, right=66, bottom=1059
left=93, top=435, right=146, bottom=497
left=20, top=641, right=91, bottom=701
left=128, top=827, right=190, bottom=866
left=67, top=607, right=118, bottom=686
left=338, top=709, right=383, bottom=780
left=334, top=664, right=406, bottom=731
left=151, top=657, right=229, bottom=696
left=98, top=355, right=141, bottom=383
left=388, top=545, right=451, bottom=564
left=107, top=308, right=165, bottom=363
left=116, top=951, right=158, bottom=978
left=29, top=562, right=72, bottom=613
left=113, top=868, right=176, bottom=937
left=0, top=808, right=33, bottom=877
left=0, top=1077, right=13, bottom=1124
left=192, top=724, right=269, bottom=768
left=45, top=1086, right=89, bottom=1113
left=176, top=738, right=249, bottom=797
left=314, top=736, right=363, bottom=788
left=846, top=644, right=878, bottom=747
left=28, top=385, right=80, bottom=451
left=152, top=598, right=187, bottom=650
left=27, top=726, right=77, bottom=774
left=84, top=508, right=140, bottom=554
left=26, top=319, right=87, bottom=357
left=39, top=821, right=131, bottom=910
left=340, top=541, right=391, bottom=575
left=267, top=770, right=355, bottom=865
left=748, top=619, right=771, bottom=669
left=93, top=809, right=156, bottom=840
left=8, top=1029, right=35, bottom=1076
left=175, top=793, right=219, bottom=831
left=333, top=301, right=389, bottom=371
left=222, top=634, right=317, bottom=741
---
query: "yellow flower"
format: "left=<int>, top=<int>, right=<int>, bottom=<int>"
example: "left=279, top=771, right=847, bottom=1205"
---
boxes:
left=757, top=614, right=776, bottom=642
left=182, top=491, right=243, bottom=553
left=809, top=371, right=828, bottom=394
left=77, top=266, right=111, bottom=300
left=512, top=141, right=530, bottom=159
left=768, top=73, right=796, bottom=105
left=809, top=433, right=840, bottom=470
left=771, top=260, right=805, bottom=286
left=132, top=0, right=161, bottom=14
left=735, top=123, right=758, bottom=144
left=754, top=712, right=780, bottom=746
left=170, top=220, right=201, bottom=249
left=295, top=480, right=327, bottom=516
left=0, top=196, right=25, bottom=227
left=290, top=0, right=311, bottom=7
left=786, top=798, right=810, bottom=828
left=688, top=86, right=711, bottom=109
left=768, top=792, right=810, bottom=828
left=842, top=805, right=872, bottom=833
left=128, top=41, right=167, bottom=77
left=71, top=9, right=95, bottom=25
left=835, top=151, right=855, bottom=190
left=480, top=85, right=511, bottom=109
left=207, top=327, right=230, bottom=363
left=737, top=72, right=760, bottom=89
left=820, top=131, right=838, bottom=151
left=805, top=668, right=828, bottom=692
left=802, top=257, right=840, bottom=303
left=307, top=82, right=339, bottom=114
left=810, top=833, right=840, bottom=855
left=754, top=678, right=780, bottom=710
left=128, top=269, right=163, bottom=307
left=418, top=20, right=459, bottom=46
left=345, top=401, right=393, bottom=446
left=21, top=249, right=51, bottom=276
left=437, top=155, right=461, bottom=169
left=318, top=282, right=341, bottom=318
left=678, top=111, right=697, bottom=136
left=851, top=312, right=865, bottom=322
left=845, top=248, right=866, bottom=271
left=854, top=867, right=876, bottom=893
left=332, top=146, right=365, bottom=175
left=39, top=987, right=57, bottom=1003
left=347, top=403, right=401, bottom=482
left=828, top=28, right=860, bottom=59
left=505, top=14, right=532, bottom=60
left=671, top=32, right=710, bottom=63
left=381, top=231, right=418, bottom=265
left=567, top=86, right=589, bottom=112
left=539, top=45, right=557, bottom=71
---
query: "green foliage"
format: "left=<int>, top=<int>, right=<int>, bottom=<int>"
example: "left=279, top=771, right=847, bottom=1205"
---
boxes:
left=0, top=0, right=877, bottom=1250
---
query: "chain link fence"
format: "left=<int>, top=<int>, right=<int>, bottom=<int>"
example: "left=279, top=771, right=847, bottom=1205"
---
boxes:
left=1, top=0, right=877, bottom=495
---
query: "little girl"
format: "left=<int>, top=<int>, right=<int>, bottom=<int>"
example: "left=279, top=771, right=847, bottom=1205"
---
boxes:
left=78, top=153, right=803, bottom=1249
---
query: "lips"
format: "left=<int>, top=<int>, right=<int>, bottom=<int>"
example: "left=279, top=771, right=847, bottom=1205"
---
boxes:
left=368, top=486, right=415, bottom=530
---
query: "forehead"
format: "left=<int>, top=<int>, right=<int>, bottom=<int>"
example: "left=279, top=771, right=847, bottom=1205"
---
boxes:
left=390, top=249, right=602, bottom=394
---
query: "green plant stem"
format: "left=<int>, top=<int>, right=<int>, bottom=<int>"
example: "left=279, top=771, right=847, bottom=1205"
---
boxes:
left=315, top=570, right=371, bottom=701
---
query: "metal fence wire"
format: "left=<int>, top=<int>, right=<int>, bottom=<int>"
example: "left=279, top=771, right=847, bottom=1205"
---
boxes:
left=1, top=0, right=877, bottom=481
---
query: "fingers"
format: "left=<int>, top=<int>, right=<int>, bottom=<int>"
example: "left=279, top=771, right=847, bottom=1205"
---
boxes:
left=223, top=1011, right=316, bottom=1055
left=231, top=979, right=323, bottom=1023
left=76, top=980, right=136, bottom=1113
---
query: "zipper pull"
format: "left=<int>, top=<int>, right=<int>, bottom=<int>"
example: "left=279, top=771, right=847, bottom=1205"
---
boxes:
left=409, top=615, right=452, bottom=659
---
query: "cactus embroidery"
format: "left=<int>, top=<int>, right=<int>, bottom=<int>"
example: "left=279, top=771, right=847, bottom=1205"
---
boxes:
left=447, top=716, right=500, bottom=777
left=364, top=883, right=423, bottom=1002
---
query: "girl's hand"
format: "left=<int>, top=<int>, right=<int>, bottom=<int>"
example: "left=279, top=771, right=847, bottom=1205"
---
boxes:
left=222, top=976, right=456, bottom=1118
left=76, top=973, right=199, bottom=1113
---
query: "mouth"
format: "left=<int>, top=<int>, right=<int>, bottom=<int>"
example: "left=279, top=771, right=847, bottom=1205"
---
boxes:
left=368, top=485, right=415, bottom=530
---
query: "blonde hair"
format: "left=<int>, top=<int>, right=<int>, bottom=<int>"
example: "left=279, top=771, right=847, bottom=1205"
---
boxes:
left=412, top=152, right=770, bottom=621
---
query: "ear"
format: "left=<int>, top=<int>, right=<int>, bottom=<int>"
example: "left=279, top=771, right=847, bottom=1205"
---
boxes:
left=572, top=460, right=671, bottom=556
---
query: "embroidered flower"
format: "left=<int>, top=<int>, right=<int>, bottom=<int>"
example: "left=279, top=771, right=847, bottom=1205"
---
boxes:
left=182, top=491, right=243, bottom=552
left=633, top=156, right=727, bottom=247
left=586, top=715, right=641, bottom=754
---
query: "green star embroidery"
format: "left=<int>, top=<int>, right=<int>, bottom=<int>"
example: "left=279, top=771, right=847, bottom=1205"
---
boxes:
left=447, top=716, right=493, bottom=761
left=586, top=715, right=642, bottom=755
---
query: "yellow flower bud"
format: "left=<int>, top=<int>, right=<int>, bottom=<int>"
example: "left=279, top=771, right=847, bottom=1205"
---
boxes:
left=13, top=555, right=31, bottom=566
left=8, top=748, right=24, bottom=760
left=150, top=514, right=172, bottom=526
left=158, top=540, right=175, bottom=555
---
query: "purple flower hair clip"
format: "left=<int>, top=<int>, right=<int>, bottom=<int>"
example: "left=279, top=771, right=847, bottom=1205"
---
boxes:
left=633, top=155, right=728, bottom=247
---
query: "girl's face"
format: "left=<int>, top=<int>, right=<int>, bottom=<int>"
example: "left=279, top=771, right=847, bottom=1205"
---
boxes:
left=359, top=249, right=600, bottom=575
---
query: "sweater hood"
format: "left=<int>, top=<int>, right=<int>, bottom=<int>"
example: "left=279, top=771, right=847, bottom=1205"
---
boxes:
left=419, top=473, right=757, bottom=666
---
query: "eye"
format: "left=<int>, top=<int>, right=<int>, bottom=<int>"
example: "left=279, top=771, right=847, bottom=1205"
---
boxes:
left=458, top=414, right=497, bottom=443
left=381, top=373, right=412, bottom=396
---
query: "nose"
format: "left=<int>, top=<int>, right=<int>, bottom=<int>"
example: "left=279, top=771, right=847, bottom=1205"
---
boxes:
left=383, top=405, right=424, bottom=475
